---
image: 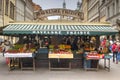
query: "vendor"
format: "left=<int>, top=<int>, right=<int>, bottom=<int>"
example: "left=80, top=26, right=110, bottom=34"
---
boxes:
left=4, top=40, right=11, bottom=52
left=19, top=44, right=27, bottom=52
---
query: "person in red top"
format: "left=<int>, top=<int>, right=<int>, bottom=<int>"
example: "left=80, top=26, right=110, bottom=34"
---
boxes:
left=116, top=43, right=120, bottom=64
left=112, top=41, right=118, bottom=63
left=117, top=43, right=120, bottom=52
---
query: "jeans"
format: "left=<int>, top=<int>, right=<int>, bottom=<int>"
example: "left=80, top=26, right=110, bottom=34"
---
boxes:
left=116, top=52, right=120, bottom=61
left=113, top=52, right=118, bottom=62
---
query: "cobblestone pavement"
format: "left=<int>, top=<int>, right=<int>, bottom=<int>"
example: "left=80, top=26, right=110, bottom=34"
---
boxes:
left=0, top=53, right=120, bottom=80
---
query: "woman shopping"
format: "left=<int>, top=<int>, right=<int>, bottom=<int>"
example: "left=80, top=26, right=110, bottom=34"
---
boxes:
left=112, top=41, right=118, bottom=63
left=116, top=43, right=120, bottom=64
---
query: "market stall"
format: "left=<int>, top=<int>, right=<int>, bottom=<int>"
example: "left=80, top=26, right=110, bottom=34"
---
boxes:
left=2, top=22, right=118, bottom=71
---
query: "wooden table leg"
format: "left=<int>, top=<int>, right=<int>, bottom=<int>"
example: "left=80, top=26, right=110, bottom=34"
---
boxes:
left=20, top=58, right=23, bottom=70
left=108, top=58, right=110, bottom=72
left=33, top=58, right=35, bottom=71
left=69, top=62, right=71, bottom=70
left=49, top=61, right=51, bottom=70
left=8, top=58, right=11, bottom=71
left=104, top=59, right=106, bottom=68
left=97, top=60, right=99, bottom=71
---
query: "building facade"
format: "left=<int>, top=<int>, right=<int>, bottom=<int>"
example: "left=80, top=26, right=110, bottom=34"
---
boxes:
left=25, top=0, right=34, bottom=21
left=99, top=0, right=107, bottom=22
left=15, top=0, right=34, bottom=21
left=81, top=0, right=100, bottom=22
left=87, top=0, right=99, bottom=22
left=81, top=0, right=119, bottom=39
left=0, top=0, right=34, bottom=27
left=0, top=0, right=34, bottom=43
left=105, top=0, right=120, bottom=28
left=0, top=0, right=4, bottom=27
left=0, top=0, right=15, bottom=27
left=81, top=0, right=107, bottom=23
left=105, top=0, right=120, bottom=40
left=0, top=0, right=16, bottom=42
left=33, top=3, right=46, bottom=21
left=15, top=0, right=25, bottom=21
left=81, top=0, right=88, bottom=22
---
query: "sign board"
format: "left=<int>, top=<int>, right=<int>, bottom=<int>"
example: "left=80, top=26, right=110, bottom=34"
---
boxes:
left=38, top=8, right=84, bottom=19
left=32, top=31, right=90, bottom=35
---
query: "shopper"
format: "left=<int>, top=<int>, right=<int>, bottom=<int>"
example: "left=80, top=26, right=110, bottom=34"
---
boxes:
left=112, top=41, right=118, bottom=63
left=77, top=37, right=81, bottom=50
left=66, top=37, right=71, bottom=45
left=4, top=40, right=11, bottom=52
left=0, top=42, right=5, bottom=56
left=71, top=37, right=78, bottom=51
left=116, top=43, right=120, bottom=64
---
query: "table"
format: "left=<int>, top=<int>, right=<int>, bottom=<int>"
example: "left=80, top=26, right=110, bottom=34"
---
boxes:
left=48, top=53, right=73, bottom=70
left=4, top=53, right=35, bottom=71
left=84, top=52, right=100, bottom=71
left=84, top=58, right=99, bottom=71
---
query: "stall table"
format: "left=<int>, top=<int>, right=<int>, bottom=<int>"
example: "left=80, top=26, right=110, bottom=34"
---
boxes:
left=48, top=53, right=73, bottom=70
left=4, top=53, right=35, bottom=71
left=84, top=52, right=100, bottom=71
left=84, top=58, right=99, bottom=71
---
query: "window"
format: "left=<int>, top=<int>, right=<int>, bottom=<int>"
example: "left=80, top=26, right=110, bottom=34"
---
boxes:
left=113, top=3, right=115, bottom=15
left=10, top=1, right=15, bottom=19
left=0, top=0, right=3, bottom=15
left=100, top=0, right=105, bottom=5
left=116, top=0, right=119, bottom=13
left=5, top=0, right=9, bottom=15
left=102, top=0, right=105, bottom=3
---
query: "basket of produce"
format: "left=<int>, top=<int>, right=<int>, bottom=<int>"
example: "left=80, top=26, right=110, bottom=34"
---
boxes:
left=65, top=45, right=71, bottom=49
left=59, top=44, right=65, bottom=50
left=49, top=45, right=54, bottom=49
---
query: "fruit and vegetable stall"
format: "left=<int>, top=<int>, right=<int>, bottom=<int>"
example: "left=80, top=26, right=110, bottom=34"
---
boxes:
left=2, top=22, right=118, bottom=71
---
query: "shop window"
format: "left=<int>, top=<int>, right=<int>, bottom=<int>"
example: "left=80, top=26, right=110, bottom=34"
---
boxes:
left=5, top=0, right=9, bottom=16
left=10, top=1, right=15, bottom=20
